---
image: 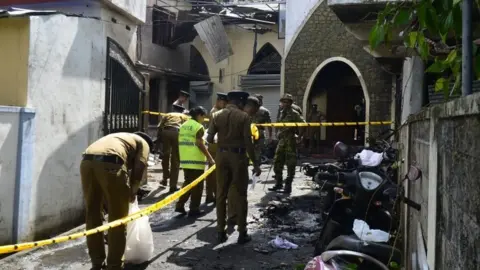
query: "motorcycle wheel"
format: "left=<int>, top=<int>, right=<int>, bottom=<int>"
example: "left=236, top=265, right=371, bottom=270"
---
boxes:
left=314, top=219, right=342, bottom=256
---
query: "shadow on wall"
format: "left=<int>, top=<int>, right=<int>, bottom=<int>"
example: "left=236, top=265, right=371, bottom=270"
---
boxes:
left=0, top=113, right=20, bottom=245
left=32, top=118, right=103, bottom=240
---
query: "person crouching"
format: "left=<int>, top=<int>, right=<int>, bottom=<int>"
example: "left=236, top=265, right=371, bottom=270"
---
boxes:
left=175, top=106, right=215, bottom=217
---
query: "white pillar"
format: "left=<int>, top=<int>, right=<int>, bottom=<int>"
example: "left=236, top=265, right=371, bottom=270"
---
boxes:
left=401, top=56, right=425, bottom=123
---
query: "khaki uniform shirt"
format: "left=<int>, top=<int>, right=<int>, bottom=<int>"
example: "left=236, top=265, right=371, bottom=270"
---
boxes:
left=84, top=133, right=150, bottom=168
left=207, top=104, right=256, bottom=165
left=253, top=106, right=271, bottom=139
left=158, top=112, right=189, bottom=130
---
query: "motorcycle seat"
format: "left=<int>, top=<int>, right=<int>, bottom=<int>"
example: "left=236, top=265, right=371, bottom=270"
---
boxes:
left=326, top=234, right=401, bottom=265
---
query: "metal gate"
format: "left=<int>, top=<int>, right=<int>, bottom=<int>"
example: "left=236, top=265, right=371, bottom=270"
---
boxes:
left=104, top=38, right=145, bottom=135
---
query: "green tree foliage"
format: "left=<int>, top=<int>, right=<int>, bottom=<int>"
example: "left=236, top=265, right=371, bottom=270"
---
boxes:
left=369, top=0, right=480, bottom=96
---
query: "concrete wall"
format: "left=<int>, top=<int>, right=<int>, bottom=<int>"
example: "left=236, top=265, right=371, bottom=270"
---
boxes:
left=137, top=2, right=190, bottom=72
left=0, top=108, right=20, bottom=244
left=0, top=17, right=30, bottom=107
left=400, top=92, right=480, bottom=270
left=283, top=1, right=392, bottom=131
left=103, top=0, right=147, bottom=23
left=285, top=0, right=319, bottom=50
left=192, top=24, right=283, bottom=104
left=24, top=13, right=137, bottom=240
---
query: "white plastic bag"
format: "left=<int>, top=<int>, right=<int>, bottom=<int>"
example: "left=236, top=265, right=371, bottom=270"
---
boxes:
left=354, top=150, right=384, bottom=167
left=124, top=200, right=154, bottom=264
left=352, top=219, right=390, bottom=243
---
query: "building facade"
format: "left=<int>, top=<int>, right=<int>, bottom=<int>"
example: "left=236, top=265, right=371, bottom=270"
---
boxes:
left=0, top=0, right=146, bottom=244
left=282, top=0, right=399, bottom=147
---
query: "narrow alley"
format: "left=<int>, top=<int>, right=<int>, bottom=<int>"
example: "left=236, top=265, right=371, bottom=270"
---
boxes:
left=1, top=164, right=323, bottom=270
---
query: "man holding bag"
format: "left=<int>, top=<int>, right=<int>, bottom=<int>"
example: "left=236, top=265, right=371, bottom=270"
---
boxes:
left=80, top=131, right=154, bottom=270
left=175, top=106, right=215, bottom=217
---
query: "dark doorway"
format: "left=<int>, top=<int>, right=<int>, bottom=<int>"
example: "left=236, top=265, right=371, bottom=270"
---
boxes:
left=248, top=42, right=281, bottom=75
left=307, top=61, right=366, bottom=150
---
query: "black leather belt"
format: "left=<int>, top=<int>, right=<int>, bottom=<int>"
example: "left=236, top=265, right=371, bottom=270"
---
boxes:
left=83, top=154, right=124, bottom=165
left=219, top=147, right=246, bottom=154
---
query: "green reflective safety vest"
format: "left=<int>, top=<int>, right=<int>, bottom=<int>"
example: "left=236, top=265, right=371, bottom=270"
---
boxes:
left=179, top=119, right=206, bottom=170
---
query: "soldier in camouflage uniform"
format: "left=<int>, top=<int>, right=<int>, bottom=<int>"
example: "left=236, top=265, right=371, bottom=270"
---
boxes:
left=269, top=94, right=305, bottom=194
left=252, top=94, right=272, bottom=162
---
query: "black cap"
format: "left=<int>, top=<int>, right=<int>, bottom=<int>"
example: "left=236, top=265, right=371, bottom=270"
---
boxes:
left=133, top=131, right=154, bottom=152
left=173, top=104, right=185, bottom=113
left=227, top=90, right=250, bottom=102
left=217, top=92, right=228, bottom=101
left=180, top=90, right=190, bottom=97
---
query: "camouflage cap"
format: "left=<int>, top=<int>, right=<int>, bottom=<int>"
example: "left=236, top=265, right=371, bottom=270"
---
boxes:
left=280, top=93, right=294, bottom=102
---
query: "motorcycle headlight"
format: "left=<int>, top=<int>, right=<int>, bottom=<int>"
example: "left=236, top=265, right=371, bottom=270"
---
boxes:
left=358, top=171, right=383, bottom=191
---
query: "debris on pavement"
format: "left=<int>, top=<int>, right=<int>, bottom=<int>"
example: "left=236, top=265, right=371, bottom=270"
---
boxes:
left=269, top=236, right=299, bottom=249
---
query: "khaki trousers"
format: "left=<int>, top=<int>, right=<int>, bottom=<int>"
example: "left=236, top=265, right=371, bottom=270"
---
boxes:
left=161, top=129, right=180, bottom=188
left=80, top=160, right=130, bottom=270
left=216, top=151, right=249, bottom=233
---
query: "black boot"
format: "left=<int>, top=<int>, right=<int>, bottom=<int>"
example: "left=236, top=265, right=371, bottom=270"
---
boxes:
left=268, top=183, right=283, bottom=191
left=282, top=178, right=293, bottom=194
left=268, top=176, right=283, bottom=191
left=217, top=231, right=228, bottom=244
left=237, top=232, right=252, bottom=244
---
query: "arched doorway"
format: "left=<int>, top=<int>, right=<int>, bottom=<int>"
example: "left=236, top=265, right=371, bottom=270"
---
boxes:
left=303, top=57, right=369, bottom=150
left=248, top=42, right=281, bottom=74
left=189, top=45, right=212, bottom=110
left=241, top=43, right=281, bottom=129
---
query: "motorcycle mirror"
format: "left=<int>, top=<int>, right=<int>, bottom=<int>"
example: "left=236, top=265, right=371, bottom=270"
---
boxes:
left=406, top=165, right=422, bottom=181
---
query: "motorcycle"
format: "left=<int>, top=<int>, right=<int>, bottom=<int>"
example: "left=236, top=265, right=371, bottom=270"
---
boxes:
left=304, top=138, right=400, bottom=221
left=305, top=165, right=422, bottom=270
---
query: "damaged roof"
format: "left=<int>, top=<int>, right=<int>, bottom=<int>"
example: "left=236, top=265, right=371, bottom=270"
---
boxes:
left=0, top=7, right=59, bottom=18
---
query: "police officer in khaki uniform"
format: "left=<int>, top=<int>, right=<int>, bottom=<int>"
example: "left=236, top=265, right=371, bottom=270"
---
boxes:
left=205, top=92, right=228, bottom=204
left=172, top=90, right=190, bottom=112
left=207, top=90, right=261, bottom=244
left=80, top=131, right=153, bottom=270
left=253, top=94, right=272, bottom=159
left=157, top=104, right=189, bottom=192
left=226, top=96, right=261, bottom=229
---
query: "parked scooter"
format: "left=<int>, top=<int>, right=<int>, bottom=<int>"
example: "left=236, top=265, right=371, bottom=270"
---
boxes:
left=307, top=165, right=422, bottom=270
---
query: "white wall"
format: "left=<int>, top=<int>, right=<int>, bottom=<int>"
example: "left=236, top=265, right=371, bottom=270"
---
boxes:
left=401, top=56, right=424, bottom=124
left=103, top=0, right=147, bottom=23
left=0, top=109, right=19, bottom=244
left=25, top=13, right=137, bottom=238
left=285, top=0, right=320, bottom=50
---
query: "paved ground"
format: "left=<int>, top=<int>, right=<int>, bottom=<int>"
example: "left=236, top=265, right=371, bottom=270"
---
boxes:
left=1, top=162, right=325, bottom=270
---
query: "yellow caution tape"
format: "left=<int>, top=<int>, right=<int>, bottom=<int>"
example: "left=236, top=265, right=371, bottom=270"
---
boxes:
left=255, top=121, right=392, bottom=127
left=0, top=166, right=216, bottom=255
left=251, top=124, right=259, bottom=141
left=142, top=111, right=210, bottom=122
left=142, top=111, right=391, bottom=127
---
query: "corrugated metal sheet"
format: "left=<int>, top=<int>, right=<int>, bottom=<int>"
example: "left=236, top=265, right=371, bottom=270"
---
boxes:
left=194, top=15, right=233, bottom=63
left=239, top=74, right=280, bottom=139
left=238, top=74, right=281, bottom=88
left=190, top=81, right=213, bottom=111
